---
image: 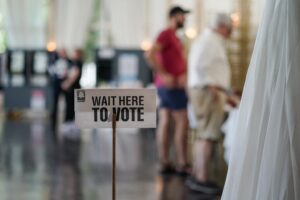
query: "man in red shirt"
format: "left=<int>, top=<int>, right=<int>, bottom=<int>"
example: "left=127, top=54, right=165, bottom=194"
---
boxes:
left=146, top=6, right=190, bottom=175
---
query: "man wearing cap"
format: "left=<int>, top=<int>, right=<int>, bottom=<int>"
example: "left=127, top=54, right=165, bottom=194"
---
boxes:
left=186, top=13, right=234, bottom=194
left=146, top=6, right=190, bottom=175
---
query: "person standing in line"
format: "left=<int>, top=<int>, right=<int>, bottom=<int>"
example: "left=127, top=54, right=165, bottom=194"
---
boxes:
left=49, top=49, right=71, bottom=142
left=146, top=6, right=191, bottom=176
left=186, top=13, right=233, bottom=194
left=60, top=49, right=83, bottom=140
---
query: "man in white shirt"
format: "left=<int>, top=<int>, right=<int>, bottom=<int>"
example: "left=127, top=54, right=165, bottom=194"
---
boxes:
left=186, top=13, right=233, bottom=194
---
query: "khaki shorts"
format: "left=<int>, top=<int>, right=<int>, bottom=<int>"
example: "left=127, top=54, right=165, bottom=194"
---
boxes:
left=189, top=87, right=226, bottom=141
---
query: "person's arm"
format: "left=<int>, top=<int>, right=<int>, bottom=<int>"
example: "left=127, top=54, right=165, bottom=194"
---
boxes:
left=61, top=65, right=80, bottom=91
left=145, top=42, right=165, bottom=74
left=145, top=42, right=175, bottom=88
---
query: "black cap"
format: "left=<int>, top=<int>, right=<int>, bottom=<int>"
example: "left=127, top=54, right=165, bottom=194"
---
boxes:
left=169, top=6, right=191, bottom=17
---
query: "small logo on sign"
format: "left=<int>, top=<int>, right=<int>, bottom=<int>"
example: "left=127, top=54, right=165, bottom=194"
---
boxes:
left=77, top=90, right=85, bottom=102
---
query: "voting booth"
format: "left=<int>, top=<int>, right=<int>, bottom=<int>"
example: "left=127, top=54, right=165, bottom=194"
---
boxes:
left=95, top=48, right=153, bottom=87
left=0, top=53, right=4, bottom=89
left=3, top=49, right=53, bottom=111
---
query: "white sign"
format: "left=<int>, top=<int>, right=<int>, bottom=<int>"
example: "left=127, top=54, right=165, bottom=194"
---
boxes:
left=75, top=89, right=157, bottom=128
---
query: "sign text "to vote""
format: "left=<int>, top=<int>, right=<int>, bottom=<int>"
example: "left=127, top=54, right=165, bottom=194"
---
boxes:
left=91, top=96, right=145, bottom=122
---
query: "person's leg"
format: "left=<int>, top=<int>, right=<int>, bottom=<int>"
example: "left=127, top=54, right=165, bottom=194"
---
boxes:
left=186, top=138, right=221, bottom=195
left=192, top=90, right=226, bottom=182
left=52, top=84, right=59, bottom=127
left=193, top=139, right=214, bottom=182
left=62, top=88, right=82, bottom=140
left=189, top=88, right=215, bottom=181
left=64, top=88, right=75, bottom=122
left=172, top=109, right=189, bottom=168
left=51, top=81, right=62, bottom=141
left=157, top=108, right=172, bottom=166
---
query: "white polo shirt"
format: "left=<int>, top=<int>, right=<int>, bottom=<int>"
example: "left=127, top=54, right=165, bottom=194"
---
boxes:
left=188, top=28, right=231, bottom=89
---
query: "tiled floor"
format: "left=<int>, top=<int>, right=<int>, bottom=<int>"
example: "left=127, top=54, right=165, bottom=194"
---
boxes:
left=0, top=113, right=225, bottom=200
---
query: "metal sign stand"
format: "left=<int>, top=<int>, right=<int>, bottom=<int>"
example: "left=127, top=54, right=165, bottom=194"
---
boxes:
left=112, top=113, right=117, bottom=200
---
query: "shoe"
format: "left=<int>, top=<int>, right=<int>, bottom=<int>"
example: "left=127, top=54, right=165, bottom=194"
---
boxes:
left=176, top=164, right=191, bottom=177
left=159, top=163, right=176, bottom=175
left=185, top=176, right=222, bottom=195
left=61, top=122, right=81, bottom=140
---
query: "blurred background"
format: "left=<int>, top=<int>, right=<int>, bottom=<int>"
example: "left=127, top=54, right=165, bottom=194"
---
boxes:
left=0, top=0, right=265, bottom=200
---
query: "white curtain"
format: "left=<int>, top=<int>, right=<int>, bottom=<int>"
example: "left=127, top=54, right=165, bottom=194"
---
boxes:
left=99, top=0, right=152, bottom=48
left=55, top=0, right=94, bottom=50
left=0, top=0, right=46, bottom=49
left=97, top=0, right=235, bottom=48
left=222, top=0, right=300, bottom=199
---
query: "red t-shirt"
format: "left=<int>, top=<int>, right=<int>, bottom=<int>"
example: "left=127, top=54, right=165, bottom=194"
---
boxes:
left=154, top=28, right=186, bottom=87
